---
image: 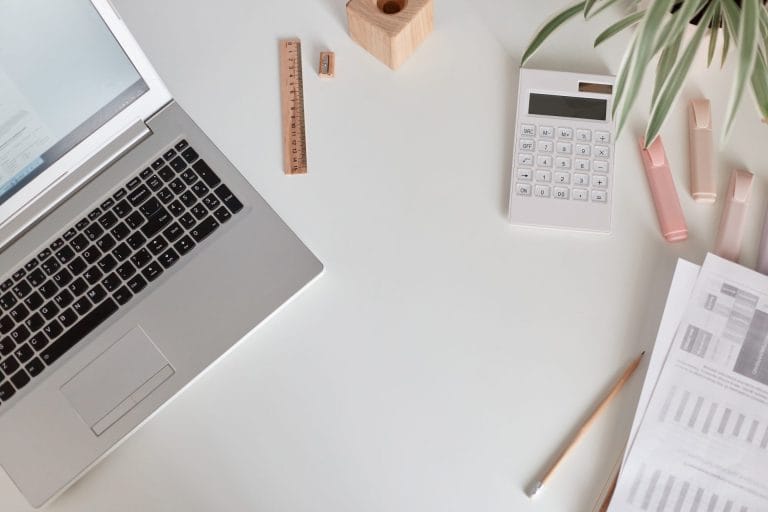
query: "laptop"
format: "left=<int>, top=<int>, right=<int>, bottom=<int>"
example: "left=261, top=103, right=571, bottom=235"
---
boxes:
left=0, top=0, right=323, bottom=506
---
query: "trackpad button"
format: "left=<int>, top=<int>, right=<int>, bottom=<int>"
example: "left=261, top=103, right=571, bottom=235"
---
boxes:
left=61, top=326, right=174, bottom=436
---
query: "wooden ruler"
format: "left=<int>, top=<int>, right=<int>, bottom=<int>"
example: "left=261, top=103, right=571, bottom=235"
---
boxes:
left=279, top=39, right=308, bottom=175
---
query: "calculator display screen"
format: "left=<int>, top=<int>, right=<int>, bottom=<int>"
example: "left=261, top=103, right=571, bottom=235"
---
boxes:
left=528, top=93, right=607, bottom=121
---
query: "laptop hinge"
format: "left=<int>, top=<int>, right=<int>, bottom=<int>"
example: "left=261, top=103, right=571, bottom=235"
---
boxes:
left=0, top=120, right=152, bottom=252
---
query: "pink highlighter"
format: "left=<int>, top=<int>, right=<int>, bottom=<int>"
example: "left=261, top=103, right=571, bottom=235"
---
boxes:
left=639, top=137, right=688, bottom=242
left=715, top=169, right=754, bottom=262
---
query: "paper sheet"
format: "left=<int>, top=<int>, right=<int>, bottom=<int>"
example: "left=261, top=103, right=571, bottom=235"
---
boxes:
left=610, top=255, right=768, bottom=512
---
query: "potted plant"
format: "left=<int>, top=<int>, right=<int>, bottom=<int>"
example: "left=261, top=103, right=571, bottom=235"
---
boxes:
left=521, top=0, right=768, bottom=147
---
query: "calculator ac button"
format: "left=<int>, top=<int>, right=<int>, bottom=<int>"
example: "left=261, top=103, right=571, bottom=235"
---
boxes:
left=591, top=190, right=608, bottom=202
left=553, top=187, right=569, bottom=199
left=537, top=140, right=553, bottom=153
left=576, top=129, right=592, bottom=142
left=534, top=185, right=551, bottom=198
left=519, top=139, right=535, bottom=152
left=539, top=126, right=554, bottom=138
left=575, top=144, right=591, bottom=156
left=557, top=127, right=573, bottom=139
left=555, top=157, right=571, bottom=170
left=573, top=188, right=588, bottom=201
left=554, top=172, right=570, bottom=184
left=516, top=183, right=532, bottom=196
left=594, top=145, right=610, bottom=158
left=535, top=170, right=552, bottom=183
left=518, top=153, right=534, bottom=166
left=521, top=124, right=536, bottom=137
left=517, top=169, right=532, bottom=181
left=536, top=155, right=552, bottom=168
left=575, top=159, right=590, bottom=171
left=595, top=131, right=610, bottom=143
left=574, top=173, right=589, bottom=186
left=592, top=175, right=608, bottom=188
left=593, top=160, right=609, bottom=173
left=556, top=142, right=572, bottom=154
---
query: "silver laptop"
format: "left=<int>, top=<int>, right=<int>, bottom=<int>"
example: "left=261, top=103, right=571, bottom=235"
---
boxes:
left=0, top=0, right=323, bottom=506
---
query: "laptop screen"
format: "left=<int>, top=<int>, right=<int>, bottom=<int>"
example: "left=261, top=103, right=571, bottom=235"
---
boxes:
left=0, top=0, right=148, bottom=205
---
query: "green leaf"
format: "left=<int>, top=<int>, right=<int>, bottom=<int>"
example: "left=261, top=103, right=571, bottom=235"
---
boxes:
left=652, top=0, right=708, bottom=55
left=584, top=0, right=598, bottom=18
left=708, top=8, right=721, bottom=67
left=612, top=38, right=637, bottom=117
left=722, top=0, right=761, bottom=138
left=589, top=0, right=638, bottom=19
left=521, top=2, right=586, bottom=65
left=615, top=0, right=676, bottom=136
left=751, top=53, right=768, bottom=121
left=652, top=33, right=682, bottom=104
left=721, top=12, right=731, bottom=67
left=644, top=1, right=718, bottom=147
left=594, top=11, right=645, bottom=47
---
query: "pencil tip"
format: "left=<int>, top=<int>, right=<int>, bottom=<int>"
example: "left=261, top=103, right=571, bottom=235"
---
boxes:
left=641, top=351, right=646, bottom=356
left=525, top=481, right=542, bottom=498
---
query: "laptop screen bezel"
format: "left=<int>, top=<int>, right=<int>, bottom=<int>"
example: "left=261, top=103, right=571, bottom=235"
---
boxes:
left=0, top=0, right=172, bottom=230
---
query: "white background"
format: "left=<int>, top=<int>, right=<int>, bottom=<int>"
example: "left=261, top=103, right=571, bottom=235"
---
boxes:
left=3, top=0, right=768, bottom=510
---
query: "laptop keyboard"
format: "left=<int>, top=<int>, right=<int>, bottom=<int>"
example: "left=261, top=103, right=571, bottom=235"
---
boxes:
left=0, top=140, right=243, bottom=407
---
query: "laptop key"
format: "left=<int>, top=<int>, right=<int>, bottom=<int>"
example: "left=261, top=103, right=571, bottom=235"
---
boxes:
left=169, top=156, right=186, bottom=172
left=181, top=169, right=197, bottom=185
left=159, top=166, right=175, bottom=182
left=24, top=292, right=44, bottom=310
left=68, top=278, right=88, bottom=296
left=0, top=337, right=15, bottom=356
left=55, top=246, right=75, bottom=264
left=140, top=198, right=162, bottom=217
left=84, top=223, right=104, bottom=241
left=126, top=177, right=141, bottom=190
left=0, top=280, right=12, bottom=292
left=158, top=249, right=180, bottom=269
left=203, top=194, right=220, bottom=210
left=141, top=208, right=172, bottom=238
left=50, top=238, right=65, bottom=251
left=190, top=217, right=220, bottom=243
left=175, top=140, right=189, bottom=151
left=168, top=200, right=185, bottom=217
left=127, top=232, right=147, bottom=251
left=72, top=297, right=92, bottom=315
left=113, top=200, right=131, bottom=218
left=214, top=185, right=244, bottom=213
left=0, top=316, right=13, bottom=335
left=116, top=262, right=136, bottom=280
left=163, top=149, right=176, bottom=161
left=27, top=269, right=46, bottom=287
left=101, top=273, right=121, bottom=292
left=84, top=267, right=103, bottom=286
left=96, top=233, right=116, bottom=252
left=0, top=292, right=17, bottom=309
left=127, top=275, right=147, bottom=294
left=147, top=175, right=163, bottom=191
left=14, top=343, right=33, bottom=363
left=57, top=309, right=78, bottom=328
left=52, top=269, right=73, bottom=287
left=29, top=334, right=48, bottom=351
left=158, top=188, right=174, bottom=204
left=182, top=147, right=199, bottom=163
left=1, top=356, right=19, bottom=377
left=127, top=185, right=151, bottom=206
left=41, top=298, right=119, bottom=366
left=113, top=287, right=132, bottom=306
left=67, top=256, right=88, bottom=276
left=126, top=211, right=145, bottom=229
left=190, top=204, right=207, bottom=220
left=151, top=158, right=164, bottom=170
left=63, top=228, right=78, bottom=241
left=71, top=233, right=89, bottom=252
left=10, top=304, right=28, bottom=322
left=82, top=246, right=102, bottom=265
left=40, top=281, right=58, bottom=299
left=41, top=257, right=60, bottom=276
left=53, top=290, right=74, bottom=308
left=12, top=281, right=32, bottom=299
left=140, top=168, right=153, bottom=180
left=12, top=269, right=25, bottom=281
left=214, top=206, right=232, bottom=223
left=24, top=259, right=39, bottom=272
left=113, top=188, right=127, bottom=201
left=169, top=178, right=185, bottom=195
left=25, top=358, right=44, bottom=377
left=142, top=262, right=163, bottom=282
left=10, top=325, right=30, bottom=343
left=100, top=198, right=115, bottom=211
left=131, top=249, right=152, bottom=269
left=24, top=313, right=44, bottom=332
left=75, top=218, right=90, bottom=231
left=111, top=222, right=131, bottom=241
left=113, top=243, right=132, bottom=262
left=87, top=209, right=102, bottom=221
left=191, top=181, right=209, bottom=198
left=86, top=285, right=107, bottom=304
left=43, top=320, right=63, bottom=340
left=163, top=223, right=183, bottom=243
left=10, top=369, right=30, bottom=390
left=174, top=236, right=195, bottom=256
left=40, top=302, right=59, bottom=321
left=148, top=236, right=168, bottom=255
left=98, top=254, right=117, bottom=273
left=98, top=211, right=118, bottom=230
left=179, top=213, right=196, bottom=229
left=192, top=160, right=221, bottom=188
left=0, top=381, right=15, bottom=401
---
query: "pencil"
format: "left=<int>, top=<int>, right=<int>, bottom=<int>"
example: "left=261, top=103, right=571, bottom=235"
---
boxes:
left=525, top=351, right=645, bottom=498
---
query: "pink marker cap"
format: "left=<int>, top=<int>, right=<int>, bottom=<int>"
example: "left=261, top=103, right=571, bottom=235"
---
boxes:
left=639, top=136, right=688, bottom=242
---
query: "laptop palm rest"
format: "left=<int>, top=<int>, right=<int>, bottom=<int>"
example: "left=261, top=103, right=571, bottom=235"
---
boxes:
left=60, top=326, right=174, bottom=436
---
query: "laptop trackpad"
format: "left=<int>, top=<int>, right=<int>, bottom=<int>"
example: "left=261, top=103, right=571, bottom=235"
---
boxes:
left=61, top=326, right=174, bottom=436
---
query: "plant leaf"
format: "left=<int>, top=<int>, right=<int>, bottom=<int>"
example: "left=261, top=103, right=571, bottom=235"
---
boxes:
left=584, top=0, right=598, bottom=18
left=653, top=33, right=682, bottom=104
left=594, top=11, right=645, bottom=47
left=722, top=0, right=761, bottom=138
left=653, top=0, right=708, bottom=55
left=721, top=10, right=731, bottom=67
left=615, top=0, right=676, bottom=136
left=612, top=38, right=637, bottom=118
left=521, top=2, right=586, bottom=65
left=751, top=52, right=768, bottom=121
left=708, top=8, right=721, bottom=67
left=644, top=1, right=718, bottom=147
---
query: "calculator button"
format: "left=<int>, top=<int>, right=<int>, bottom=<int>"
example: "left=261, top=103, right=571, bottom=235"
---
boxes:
left=518, top=154, right=534, bottom=166
left=592, top=175, right=608, bottom=188
left=591, top=190, right=608, bottom=202
left=535, top=170, right=551, bottom=183
left=516, top=183, right=532, bottom=196
left=575, top=144, right=591, bottom=156
left=594, top=146, right=610, bottom=158
left=554, top=172, right=570, bottom=184
left=595, top=131, right=611, bottom=143
left=534, top=185, right=551, bottom=198
left=537, top=140, right=553, bottom=153
left=519, top=139, right=535, bottom=152
left=517, top=169, right=532, bottom=181
left=521, top=124, right=536, bottom=137
left=574, top=173, right=589, bottom=186
left=539, top=126, right=554, bottom=138
left=593, top=160, right=609, bottom=173
left=555, top=157, right=571, bottom=170
left=553, top=187, right=569, bottom=200
left=556, top=142, right=572, bottom=154
left=557, top=127, right=573, bottom=139
left=575, top=159, right=590, bottom=171
left=576, top=129, right=592, bottom=142
left=536, top=155, right=552, bottom=168
left=573, top=188, right=588, bottom=201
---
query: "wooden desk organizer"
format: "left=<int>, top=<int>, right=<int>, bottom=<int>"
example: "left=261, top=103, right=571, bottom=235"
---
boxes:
left=346, top=0, right=433, bottom=70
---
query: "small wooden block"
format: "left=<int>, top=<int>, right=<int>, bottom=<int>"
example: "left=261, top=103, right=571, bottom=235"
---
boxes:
left=346, top=0, right=433, bottom=70
left=319, top=51, right=336, bottom=78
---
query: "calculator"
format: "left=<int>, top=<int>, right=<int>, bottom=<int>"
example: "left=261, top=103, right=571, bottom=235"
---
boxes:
left=508, top=69, right=616, bottom=233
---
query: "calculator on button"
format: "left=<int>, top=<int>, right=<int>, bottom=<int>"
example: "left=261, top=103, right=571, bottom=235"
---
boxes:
left=508, top=69, right=616, bottom=233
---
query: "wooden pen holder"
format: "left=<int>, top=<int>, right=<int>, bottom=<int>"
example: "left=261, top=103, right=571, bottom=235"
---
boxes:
left=346, top=0, right=433, bottom=70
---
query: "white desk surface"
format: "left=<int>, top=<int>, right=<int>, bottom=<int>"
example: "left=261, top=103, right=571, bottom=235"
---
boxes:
left=5, top=1, right=768, bottom=510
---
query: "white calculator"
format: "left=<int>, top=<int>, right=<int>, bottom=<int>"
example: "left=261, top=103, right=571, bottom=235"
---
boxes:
left=508, top=69, right=616, bottom=233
